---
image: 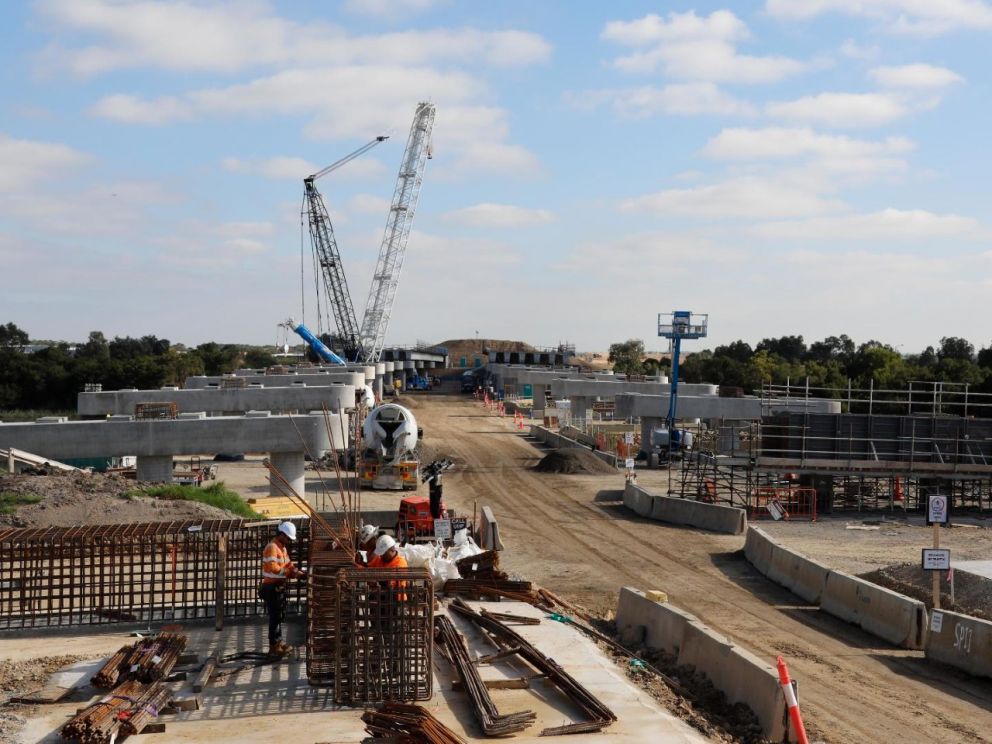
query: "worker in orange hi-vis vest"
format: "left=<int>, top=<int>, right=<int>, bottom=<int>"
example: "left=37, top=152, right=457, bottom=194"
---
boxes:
left=259, top=521, right=306, bottom=656
left=367, top=535, right=409, bottom=600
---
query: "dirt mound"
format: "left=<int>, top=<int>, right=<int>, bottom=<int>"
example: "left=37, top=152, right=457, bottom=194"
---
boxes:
left=440, top=338, right=535, bottom=361
left=0, top=472, right=236, bottom=528
left=862, top=562, right=992, bottom=620
left=534, top=449, right=616, bottom=475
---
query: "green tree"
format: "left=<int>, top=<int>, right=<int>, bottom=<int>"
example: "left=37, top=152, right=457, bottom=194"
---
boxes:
left=608, top=339, right=645, bottom=375
left=0, top=322, right=29, bottom=347
left=243, top=347, right=278, bottom=369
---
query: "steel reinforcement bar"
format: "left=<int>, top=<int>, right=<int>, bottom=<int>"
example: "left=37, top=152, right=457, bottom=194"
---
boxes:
left=0, top=518, right=309, bottom=630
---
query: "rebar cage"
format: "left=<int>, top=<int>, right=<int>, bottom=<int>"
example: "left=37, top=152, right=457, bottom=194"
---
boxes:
left=0, top=518, right=309, bottom=629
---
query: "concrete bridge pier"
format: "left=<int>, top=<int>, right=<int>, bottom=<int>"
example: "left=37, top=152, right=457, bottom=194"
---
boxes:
left=270, top=451, right=306, bottom=497
left=137, top=455, right=174, bottom=483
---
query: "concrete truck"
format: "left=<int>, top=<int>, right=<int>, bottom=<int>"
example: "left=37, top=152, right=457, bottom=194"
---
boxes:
left=359, top=403, right=420, bottom=490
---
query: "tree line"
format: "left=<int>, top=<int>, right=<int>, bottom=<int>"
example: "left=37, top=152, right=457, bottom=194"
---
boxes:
left=608, top=335, right=992, bottom=396
left=0, top=322, right=280, bottom=410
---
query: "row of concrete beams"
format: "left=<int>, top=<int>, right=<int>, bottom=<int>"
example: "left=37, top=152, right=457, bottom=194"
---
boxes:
left=615, top=393, right=842, bottom=453
left=0, top=412, right=343, bottom=495
left=78, top=383, right=358, bottom=418
left=486, top=364, right=673, bottom=399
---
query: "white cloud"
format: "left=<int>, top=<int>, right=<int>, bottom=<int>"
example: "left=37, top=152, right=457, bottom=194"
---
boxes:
left=765, top=0, right=992, bottom=35
left=0, top=134, right=91, bottom=191
left=602, top=10, right=808, bottom=83
left=869, top=63, right=964, bottom=88
left=408, top=230, right=522, bottom=267
left=442, top=203, right=555, bottom=228
left=840, top=39, right=879, bottom=59
left=704, top=127, right=915, bottom=160
left=88, top=94, right=192, bottom=124
left=767, top=92, right=911, bottom=127
left=571, top=83, right=757, bottom=118
left=621, top=176, right=845, bottom=219
left=36, top=0, right=550, bottom=75
left=752, top=209, right=986, bottom=240
left=343, top=0, right=441, bottom=17
left=447, top=142, right=542, bottom=176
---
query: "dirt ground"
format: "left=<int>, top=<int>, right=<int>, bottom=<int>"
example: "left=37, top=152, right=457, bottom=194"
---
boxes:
left=0, top=472, right=234, bottom=528
left=406, top=395, right=992, bottom=744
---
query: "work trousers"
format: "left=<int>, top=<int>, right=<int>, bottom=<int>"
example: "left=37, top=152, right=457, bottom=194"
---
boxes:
left=259, top=582, right=286, bottom=646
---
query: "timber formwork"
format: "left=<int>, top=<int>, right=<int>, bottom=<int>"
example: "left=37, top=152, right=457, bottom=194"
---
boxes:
left=0, top=518, right=309, bottom=629
left=679, top=412, right=992, bottom=515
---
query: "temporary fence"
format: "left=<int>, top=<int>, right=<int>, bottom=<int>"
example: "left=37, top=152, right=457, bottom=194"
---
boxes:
left=0, top=518, right=309, bottom=630
left=750, top=486, right=817, bottom=521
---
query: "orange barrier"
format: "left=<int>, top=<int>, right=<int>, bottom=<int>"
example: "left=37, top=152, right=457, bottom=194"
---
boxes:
left=752, top=486, right=817, bottom=521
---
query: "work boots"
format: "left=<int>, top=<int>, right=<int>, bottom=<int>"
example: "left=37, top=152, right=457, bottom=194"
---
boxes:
left=269, top=641, right=292, bottom=657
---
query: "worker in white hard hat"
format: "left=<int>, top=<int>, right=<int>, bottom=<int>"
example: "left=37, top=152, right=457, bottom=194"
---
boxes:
left=366, top=534, right=409, bottom=600
left=356, top=524, right=379, bottom=565
left=259, top=521, right=306, bottom=656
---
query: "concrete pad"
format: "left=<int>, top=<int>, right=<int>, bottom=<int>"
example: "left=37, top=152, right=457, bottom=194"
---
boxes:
left=10, top=602, right=708, bottom=743
left=954, top=560, right=992, bottom=580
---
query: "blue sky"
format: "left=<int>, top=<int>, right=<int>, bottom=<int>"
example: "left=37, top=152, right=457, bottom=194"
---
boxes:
left=1, top=1, right=991, bottom=353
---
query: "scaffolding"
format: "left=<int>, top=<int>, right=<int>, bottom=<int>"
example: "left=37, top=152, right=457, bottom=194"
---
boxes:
left=679, top=381, right=992, bottom=516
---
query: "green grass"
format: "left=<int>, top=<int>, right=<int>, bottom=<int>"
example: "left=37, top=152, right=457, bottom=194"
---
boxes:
left=137, top=482, right=261, bottom=519
left=0, top=491, right=43, bottom=514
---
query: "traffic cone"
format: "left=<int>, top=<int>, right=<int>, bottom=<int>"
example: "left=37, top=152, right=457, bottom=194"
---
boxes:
left=776, top=656, right=809, bottom=744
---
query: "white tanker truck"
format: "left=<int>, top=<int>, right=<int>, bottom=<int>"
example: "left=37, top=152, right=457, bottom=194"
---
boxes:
left=359, top=402, right=420, bottom=490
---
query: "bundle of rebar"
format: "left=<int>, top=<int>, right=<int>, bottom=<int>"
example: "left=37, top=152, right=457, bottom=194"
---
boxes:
left=449, top=598, right=616, bottom=736
left=435, top=615, right=536, bottom=736
left=91, top=632, right=187, bottom=689
left=118, top=681, right=172, bottom=736
left=442, top=579, right=535, bottom=602
left=454, top=550, right=506, bottom=581
left=362, top=703, right=466, bottom=744
left=62, top=679, right=143, bottom=743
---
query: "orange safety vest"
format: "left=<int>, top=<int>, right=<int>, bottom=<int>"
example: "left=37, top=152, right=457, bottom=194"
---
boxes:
left=261, top=539, right=298, bottom=585
left=367, top=553, right=409, bottom=599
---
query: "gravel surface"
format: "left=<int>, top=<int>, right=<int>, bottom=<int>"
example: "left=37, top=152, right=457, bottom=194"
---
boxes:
left=0, top=655, right=82, bottom=744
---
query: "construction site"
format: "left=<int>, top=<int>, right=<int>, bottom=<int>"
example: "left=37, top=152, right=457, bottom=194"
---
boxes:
left=1, top=101, right=991, bottom=744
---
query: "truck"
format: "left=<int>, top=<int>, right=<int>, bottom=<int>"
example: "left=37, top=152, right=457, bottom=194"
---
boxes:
left=359, top=403, right=420, bottom=490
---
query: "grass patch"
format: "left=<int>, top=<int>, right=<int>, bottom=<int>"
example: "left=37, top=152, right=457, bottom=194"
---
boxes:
left=140, top=482, right=261, bottom=519
left=0, top=491, right=43, bottom=514
left=0, top=409, right=75, bottom=423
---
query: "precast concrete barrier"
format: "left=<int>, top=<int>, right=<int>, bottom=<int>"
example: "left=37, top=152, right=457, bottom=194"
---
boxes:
left=614, top=587, right=792, bottom=742
left=649, top=494, right=747, bottom=535
left=744, top=527, right=829, bottom=604
left=614, top=585, right=694, bottom=653
left=925, top=609, right=992, bottom=679
left=622, top=483, right=654, bottom=518
left=820, top=570, right=927, bottom=650
left=743, top=526, right=775, bottom=577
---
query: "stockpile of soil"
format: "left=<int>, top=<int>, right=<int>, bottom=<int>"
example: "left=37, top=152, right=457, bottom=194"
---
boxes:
left=862, top=562, right=992, bottom=620
left=534, top=449, right=617, bottom=475
left=0, top=472, right=235, bottom=528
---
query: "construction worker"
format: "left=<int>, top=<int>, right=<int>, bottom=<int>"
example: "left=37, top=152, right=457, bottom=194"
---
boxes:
left=356, top=523, right=379, bottom=565
left=367, top=534, right=407, bottom=570
left=259, top=521, right=306, bottom=656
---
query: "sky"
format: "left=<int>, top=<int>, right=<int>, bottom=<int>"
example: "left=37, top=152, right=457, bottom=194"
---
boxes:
left=1, top=0, right=991, bottom=354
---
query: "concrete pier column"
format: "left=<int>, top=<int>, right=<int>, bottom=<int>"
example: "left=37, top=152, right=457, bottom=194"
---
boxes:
left=269, top=451, right=306, bottom=497
left=374, top=362, right=385, bottom=401
left=136, top=455, right=173, bottom=483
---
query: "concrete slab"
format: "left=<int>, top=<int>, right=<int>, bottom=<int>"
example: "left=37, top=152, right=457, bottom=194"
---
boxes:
left=955, top=560, right=992, bottom=580
left=9, top=602, right=710, bottom=743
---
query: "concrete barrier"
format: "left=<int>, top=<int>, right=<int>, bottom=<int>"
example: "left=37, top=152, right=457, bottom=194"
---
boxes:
left=745, top=526, right=829, bottom=605
left=820, top=570, right=927, bottom=649
left=925, top=609, right=992, bottom=679
left=623, top=483, right=654, bottom=518
left=614, top=586, right=694, bottom=653
left=649, top=494, right=747, bottom=535
left=615, top=588, right=792, bottom=742
left=744, top=526, right=775, bottom=577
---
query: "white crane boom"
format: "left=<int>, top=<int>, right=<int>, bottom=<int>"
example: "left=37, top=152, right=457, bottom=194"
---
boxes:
left=357, top=102, right=436, bottom=363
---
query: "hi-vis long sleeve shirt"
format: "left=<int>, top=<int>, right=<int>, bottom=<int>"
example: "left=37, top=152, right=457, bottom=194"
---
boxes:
left=261, top=540, right=300, bottom=585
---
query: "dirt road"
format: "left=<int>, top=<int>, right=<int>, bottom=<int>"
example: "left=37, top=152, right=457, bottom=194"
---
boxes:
left=419, top=394, right=992, bottom=744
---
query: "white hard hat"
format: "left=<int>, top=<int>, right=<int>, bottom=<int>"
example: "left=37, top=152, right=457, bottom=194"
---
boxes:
left=278, top=521, right=297, bottom=541
left=374, top=534, right=396, bottom=556
left=359, top=524, right=378, bottom=543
